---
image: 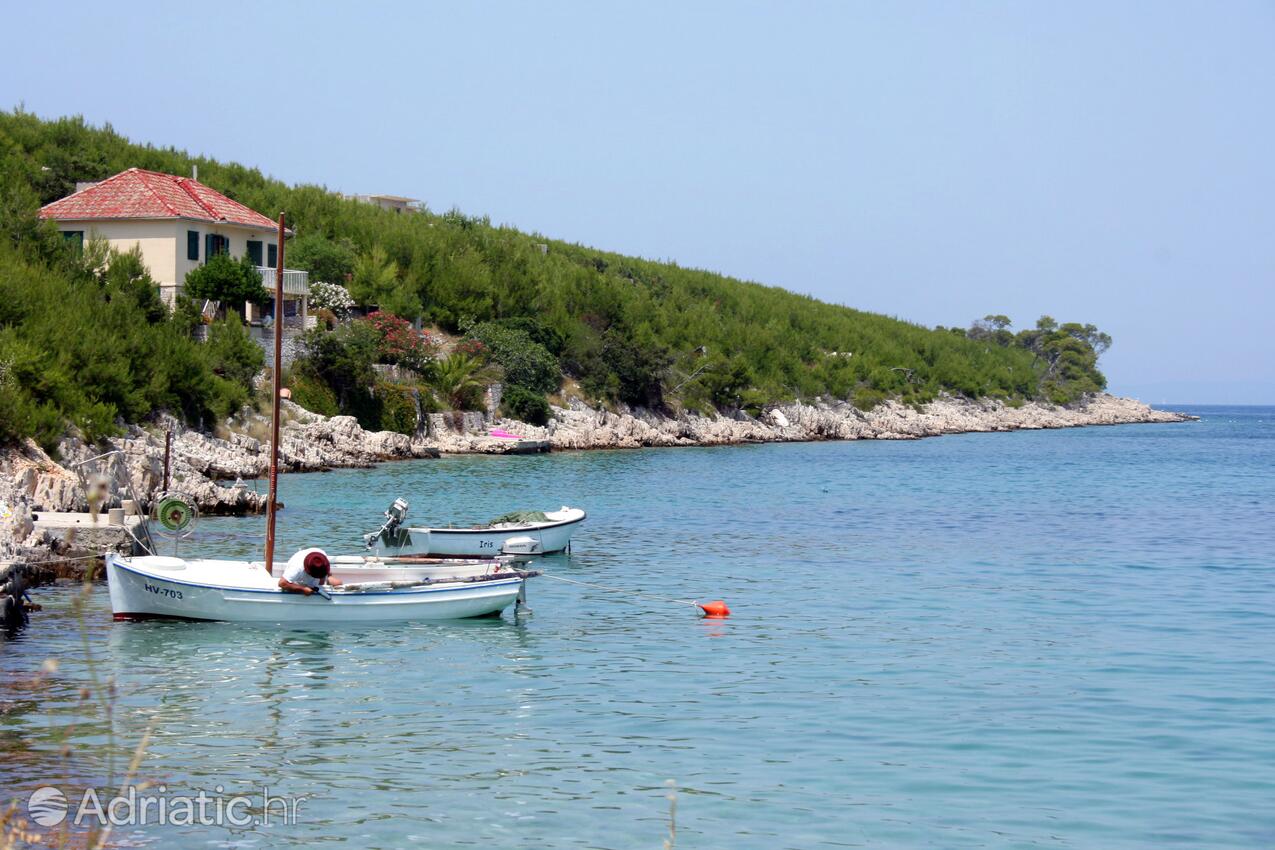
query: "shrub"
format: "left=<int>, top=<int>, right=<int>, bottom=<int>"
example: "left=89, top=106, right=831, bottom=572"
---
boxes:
left=501, top=384, right=551, bottom=426
left=696, top=356, right=752, bottom=410
left=454, top=338, right=487, bottom=359
left=738, top=389, right=770, bottom=418
left=207, top=376, right=251, bottom=421
left=100, top=245, right=167, bottom=323
left=196, top=316, right=261, bottom=423
left=466, top=321, right=559, bottom=394
left=295, top=321, right=379, bottom=410
left=287, top=368, right=339, bottom=416
left=376, top=381, right=420, bottom=435
left=0, top=238, right=241, bottom=451
left=364, top=311, right=438, bottom=374
left=203, top=315, right=264, bottom=388
left=309, top=280, right=355, bottom=318
left=184, top=253, right=266, bottom=307
left=490, top=316, right=565, bottom=355
left=314, top=307, right=337, bottom=330
left=342, top=386, right=383, bottom=430
left=853, top=387, right=888, bottom=411
left=289, top=234, right=356, bottom=289
left=599, top=328, right=670, bottom=408
left=350, top=246, right=421, bottom=318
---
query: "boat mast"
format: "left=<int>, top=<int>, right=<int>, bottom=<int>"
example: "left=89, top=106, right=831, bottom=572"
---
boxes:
left=264, top=212, right=286, bottom=576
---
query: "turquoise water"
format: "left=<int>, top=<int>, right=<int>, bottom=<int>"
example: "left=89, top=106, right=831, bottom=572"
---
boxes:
left=3, top=406, right=1274, bottom=848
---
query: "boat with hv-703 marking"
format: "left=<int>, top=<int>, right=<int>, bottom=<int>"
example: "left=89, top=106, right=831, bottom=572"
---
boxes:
left=106, top=554, right=534, bottom=623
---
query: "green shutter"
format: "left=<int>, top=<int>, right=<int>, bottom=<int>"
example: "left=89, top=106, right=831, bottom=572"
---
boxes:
left=205, top=234, right=214, bottom=263
left=187, top=230, right=199, bottom=261
left=267, top=244, right=278, bottom=268
left=247, top=240, right=263, bottom=266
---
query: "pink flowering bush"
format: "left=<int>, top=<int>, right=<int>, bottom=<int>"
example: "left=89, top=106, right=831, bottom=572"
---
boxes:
left=454, top=338, right=487, bottom=359
left=363, top=311, right=439, bottom=374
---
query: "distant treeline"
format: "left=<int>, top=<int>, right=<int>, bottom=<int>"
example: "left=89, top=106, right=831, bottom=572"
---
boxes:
left=0, top=109, right=1110, bottom=451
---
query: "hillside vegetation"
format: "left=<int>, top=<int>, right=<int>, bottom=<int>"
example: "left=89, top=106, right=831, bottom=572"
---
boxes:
left=0, top=110, right=1110, bottom=448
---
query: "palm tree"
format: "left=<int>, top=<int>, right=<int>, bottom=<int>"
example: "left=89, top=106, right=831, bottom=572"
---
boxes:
left=430, top=352, right=496, bottom=411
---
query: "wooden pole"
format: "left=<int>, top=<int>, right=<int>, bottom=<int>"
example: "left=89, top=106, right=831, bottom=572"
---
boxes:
left=264, top=213, right=286, bottom=577
left=162, top=430, right=171, bottom=492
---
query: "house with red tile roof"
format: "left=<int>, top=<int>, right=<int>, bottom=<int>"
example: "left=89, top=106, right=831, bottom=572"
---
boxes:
left=39, top=168, right=309, bottom=324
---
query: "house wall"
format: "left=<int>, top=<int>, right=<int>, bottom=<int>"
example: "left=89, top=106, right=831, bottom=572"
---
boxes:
left=57, top=220, right=183, bottom=291
left=174, top=222, right=279, bottom=291
left=53, top=220, right=280, bottom=306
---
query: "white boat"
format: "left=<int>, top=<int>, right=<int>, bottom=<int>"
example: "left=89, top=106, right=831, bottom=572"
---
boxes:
left=267, top=545, right=518, bottom=585
left=106, top=555, right=527, bottom=623
left=378, top=506, right=585, bottom=557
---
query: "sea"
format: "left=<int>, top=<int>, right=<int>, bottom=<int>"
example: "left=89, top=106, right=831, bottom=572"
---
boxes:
left=2, top=405, right=1272, bottom=849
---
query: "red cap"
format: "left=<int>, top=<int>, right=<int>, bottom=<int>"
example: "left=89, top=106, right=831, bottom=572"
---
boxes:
left=304, top=551, right=331, bottom=577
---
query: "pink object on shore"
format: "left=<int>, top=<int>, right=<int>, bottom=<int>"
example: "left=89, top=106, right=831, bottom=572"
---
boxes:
left=489, top=429, right=524, bottom=440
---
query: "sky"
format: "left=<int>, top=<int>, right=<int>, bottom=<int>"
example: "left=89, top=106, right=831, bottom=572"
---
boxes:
left=3, top=1, right=1272, bottom=403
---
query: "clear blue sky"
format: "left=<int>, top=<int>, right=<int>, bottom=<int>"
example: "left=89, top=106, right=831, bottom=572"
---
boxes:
left=4, top=1, right=1272, bottom=403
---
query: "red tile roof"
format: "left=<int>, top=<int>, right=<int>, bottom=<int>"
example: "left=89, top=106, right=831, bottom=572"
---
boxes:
left=39, top=168, right=278, bottom=231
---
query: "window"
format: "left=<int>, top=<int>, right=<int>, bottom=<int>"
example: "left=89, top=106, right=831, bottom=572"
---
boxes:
left=267, top=244, right=278, bottom=268
left=246, top=240, right=263, bottom=266
left=187, top=230, right=199, bottom=261
left=62, top=230, right=84, bottom=251
left=204, top=234, right=230, bottom=261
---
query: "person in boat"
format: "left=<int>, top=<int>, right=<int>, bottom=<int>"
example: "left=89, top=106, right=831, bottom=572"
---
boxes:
left=279, top=549, right=343, bottom=595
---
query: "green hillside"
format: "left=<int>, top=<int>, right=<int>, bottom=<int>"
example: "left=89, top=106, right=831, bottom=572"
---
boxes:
left=0, top=110, right=1109, bottom=449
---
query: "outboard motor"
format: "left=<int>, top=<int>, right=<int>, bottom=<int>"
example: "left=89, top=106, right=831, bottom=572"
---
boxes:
left=364, top=498, right=413, bottom=550
left=501, top=536, right=543, bottom=556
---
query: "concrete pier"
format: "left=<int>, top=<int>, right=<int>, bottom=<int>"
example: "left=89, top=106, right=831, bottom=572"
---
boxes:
left=32, top=512, right=146, bottom=557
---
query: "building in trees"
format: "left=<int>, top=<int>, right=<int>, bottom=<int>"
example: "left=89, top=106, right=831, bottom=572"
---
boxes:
left=38, top=167, right=310, bottom=326
left=349, top=193, right=422, bottom=214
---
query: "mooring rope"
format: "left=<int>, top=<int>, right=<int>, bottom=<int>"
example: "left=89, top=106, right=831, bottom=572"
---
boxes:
left=538, top=572, right=701, bottom=609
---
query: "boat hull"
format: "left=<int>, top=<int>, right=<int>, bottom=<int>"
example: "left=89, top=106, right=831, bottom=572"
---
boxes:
left=324, top=556, right=504, bottom=583
left=404, top=511, right=585, bottom=557
left=106, top=555, right=523, bottom=623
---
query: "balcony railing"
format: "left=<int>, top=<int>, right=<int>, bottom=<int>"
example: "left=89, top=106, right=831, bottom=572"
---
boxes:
left=256, top=266, right=309, bottom=297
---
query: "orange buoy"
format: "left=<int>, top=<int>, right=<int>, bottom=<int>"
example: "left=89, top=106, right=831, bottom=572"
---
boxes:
left=697, top=600, right=730, bottom=618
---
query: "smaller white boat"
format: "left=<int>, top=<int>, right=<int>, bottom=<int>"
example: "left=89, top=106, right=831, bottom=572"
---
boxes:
left=365, top=500, right=585, bottom=557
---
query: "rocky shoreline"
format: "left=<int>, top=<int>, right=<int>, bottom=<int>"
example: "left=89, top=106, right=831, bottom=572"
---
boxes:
left=1, top=393, right=1190, bottom=583
left=439, top=392, right=1192, bottom=453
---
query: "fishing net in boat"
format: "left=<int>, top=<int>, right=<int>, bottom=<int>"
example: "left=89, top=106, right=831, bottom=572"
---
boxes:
left=489, top=510, right=549, bottom=525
